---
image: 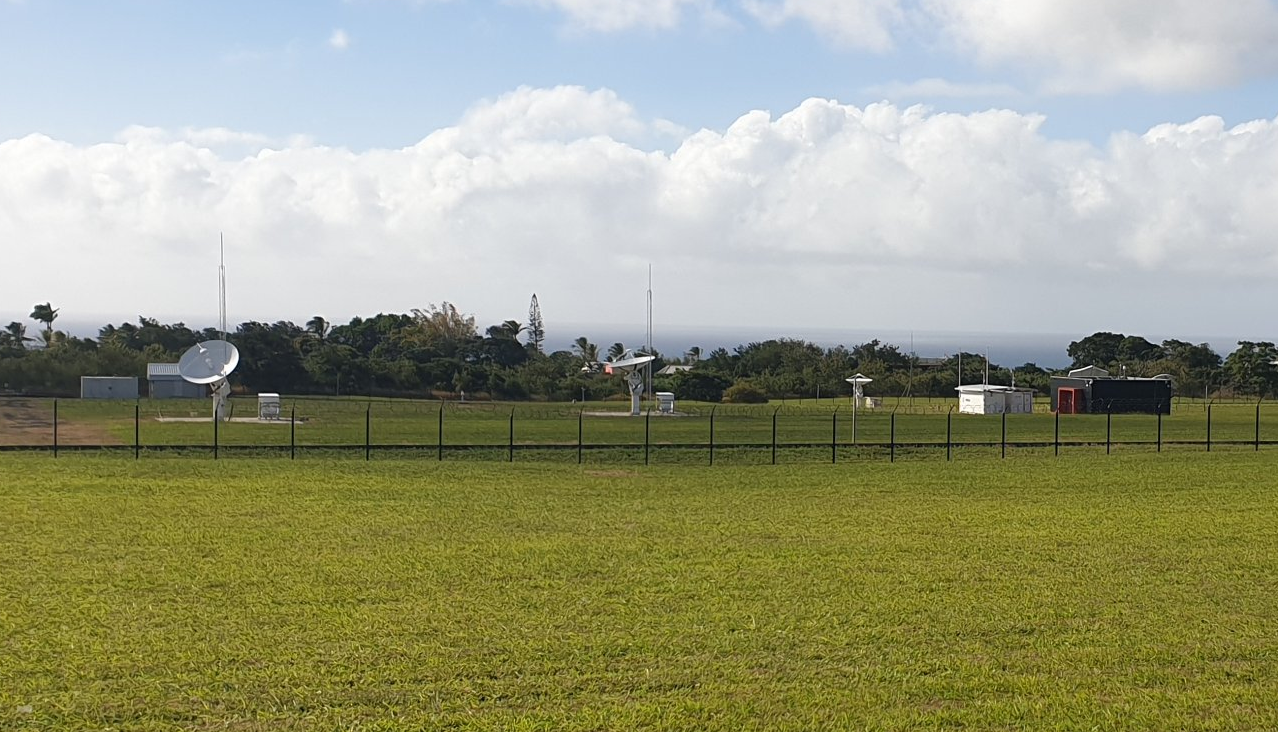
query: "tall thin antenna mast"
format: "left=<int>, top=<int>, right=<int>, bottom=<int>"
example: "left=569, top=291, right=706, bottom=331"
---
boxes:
left=218, top=233, right=227, bottom=340
left=646, top=264, right=653, bottom=400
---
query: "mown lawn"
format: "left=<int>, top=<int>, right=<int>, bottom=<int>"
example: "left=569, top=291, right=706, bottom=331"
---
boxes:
left=2, top=453, right=1278, bottom=730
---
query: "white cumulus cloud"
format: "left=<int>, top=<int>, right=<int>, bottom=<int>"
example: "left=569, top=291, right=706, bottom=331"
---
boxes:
left=507, top=0, right=1278, bottom=92
left=329, top=28, right=351, bottom=50
left=2, top=87, right=1277, bottom=337
left=924, top=0, right=1278, bottom=92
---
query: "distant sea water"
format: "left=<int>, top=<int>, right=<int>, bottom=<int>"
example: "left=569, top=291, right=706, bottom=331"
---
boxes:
left=553, top=324, right=1078, bottom=369
left=553, top=325, right=1253, bottom=371
left=58, top=318, right=1247, bottom=372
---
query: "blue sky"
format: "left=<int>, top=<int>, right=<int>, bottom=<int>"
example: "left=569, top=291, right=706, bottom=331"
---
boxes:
left=3, top=0, right=1278, bottom=357
left=7, top=1, right=1277, bottom=148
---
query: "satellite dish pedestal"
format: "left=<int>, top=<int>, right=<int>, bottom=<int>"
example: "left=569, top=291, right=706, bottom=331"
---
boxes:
left=211, top=380, right=231, bottom=422
left=604, top=350, right=657, bottom=416
left=178, top=340, right=241, bottom=422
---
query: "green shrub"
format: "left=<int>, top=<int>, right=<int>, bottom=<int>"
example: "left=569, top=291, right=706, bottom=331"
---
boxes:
left=722, top=382, right=768, bottom=404
left=671, top=371, right=732, bottom=403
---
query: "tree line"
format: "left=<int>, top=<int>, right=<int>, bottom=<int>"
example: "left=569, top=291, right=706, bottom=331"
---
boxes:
left=2, top=302, right=1276, bottom=401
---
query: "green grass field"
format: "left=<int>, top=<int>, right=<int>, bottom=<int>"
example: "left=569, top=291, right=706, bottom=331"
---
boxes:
left=3, top=452, right=1278, bottom=730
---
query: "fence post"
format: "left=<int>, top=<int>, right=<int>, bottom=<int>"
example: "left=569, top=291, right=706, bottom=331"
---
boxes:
left=1256, top=398, right=1263, bottom=452
left=509, top=408, right=515, bottom=463
left=890, top=409, right=896, bottom=463
left=365, top=406, right=371, bottom=461
left=438, top=405, right=444, bottom=461
left=290, top=406, right=296, bottom=460
left=1001, top=411, right=1007, bottom=459
left=134, top=403, right=140, bottom=460
left=1054, top=409, right=1059, bottom=457
left=771, top=407, right=779, bottom=466
left=831, top=407, right=839, bottom=464
left=1106, top=405, right=1112, bottom=455
left=52, top=399, right=58, bottom=458
left=578, top=409, right=583, bottom=465
left=946, top=406, right=953, bottom=462
left=708, top=406, right=716, bottom=466
left=1207, top=403, right=1213, bottom=452
left=213, top=412, right=219, bottom=461
left=1157, top=410, right=1162, bottom=453
left=645, top=410, right=651, bottom=466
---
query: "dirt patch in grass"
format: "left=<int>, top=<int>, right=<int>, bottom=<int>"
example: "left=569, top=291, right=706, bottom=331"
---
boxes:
left=0, top=398, right=120, bottom=446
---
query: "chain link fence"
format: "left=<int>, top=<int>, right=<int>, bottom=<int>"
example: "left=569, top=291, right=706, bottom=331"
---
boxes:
left=2, top=395, right=1274, bottom=464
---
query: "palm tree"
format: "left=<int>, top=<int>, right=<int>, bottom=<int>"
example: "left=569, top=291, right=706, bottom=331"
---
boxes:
left=486, top=319, right=524, bottom=340
left=29, top=302, right=58, bottom=346
left=607, top=342, right=626, bottom=360
left=305, top=315, right=331, bottom=343
left=573, top=336, right=600, bottom=370
left=4, top=321, right=31, bottom=348
left=685, top=345, right=703, bottom=363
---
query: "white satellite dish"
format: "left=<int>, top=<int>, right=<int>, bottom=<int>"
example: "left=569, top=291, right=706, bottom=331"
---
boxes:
left=178, top=340, right=240, bottom=421
left=845, top=373, right=873, bottom=406
left=602, top=349, right=656, bottom=416
left=178, top=340, right=239, bottom=384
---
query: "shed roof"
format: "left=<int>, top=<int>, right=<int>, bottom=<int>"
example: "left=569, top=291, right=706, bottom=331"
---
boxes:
left=955, top=384, right=1032, bottom=394
left=147, top=363, right=182, bottom=378
left=1068, top=365, right=1110, bottom=379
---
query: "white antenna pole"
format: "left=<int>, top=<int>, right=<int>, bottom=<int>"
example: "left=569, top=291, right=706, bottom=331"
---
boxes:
left=218, top=233, right=227, bottom=340
left=646, top=264, right=653, bottom=400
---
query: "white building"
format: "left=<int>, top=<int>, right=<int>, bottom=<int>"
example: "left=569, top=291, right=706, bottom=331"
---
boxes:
left=956, top=384, right=1034, bottom=415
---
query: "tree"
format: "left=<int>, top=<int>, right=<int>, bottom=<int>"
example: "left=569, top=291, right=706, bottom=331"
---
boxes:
left=572, top=337, right=600, bottom=371
left=684, top=345, right=703, bottom=363
left=486, top=320, right=524, bottom=340
left=723, top=381, right=768, bottom=404
left=1223, top=342, right=1278, bottom=397
left=607, top=342, right=626, bottom=360
left=233, top=321, right=310, bottom=394
left=471, top=329, right=529, bottom=369
left=407, top=302, right=477, bottom=349
left=1117, top=335, right=1163, bottom=363
left=305, top=316, right=331, bottom=343
left=3, top=322, right=31, bottom=350
left=29, top=303, right=58, bottom=346
left=668, top=371, right=730, bottom=402
left=1067, top=332, right=1124, bottom=369
left=526, top=294, right=545, bottom=354
left=1156, top=340, right=1222, bottom=396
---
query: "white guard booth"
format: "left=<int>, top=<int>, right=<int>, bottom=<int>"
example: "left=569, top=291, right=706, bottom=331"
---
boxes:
left=956, top=384, right=1034, bottom=415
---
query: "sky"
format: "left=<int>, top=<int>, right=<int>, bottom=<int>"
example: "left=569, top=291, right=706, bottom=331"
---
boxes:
left=3, top=0, right=1278, bottom=361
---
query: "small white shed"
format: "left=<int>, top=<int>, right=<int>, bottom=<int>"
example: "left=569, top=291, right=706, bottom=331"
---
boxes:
left=656, top=391, right=676, bottom=414
left=258, top=393, right=281, bottom=420
left=956, top=384, right=1034, bottom=415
